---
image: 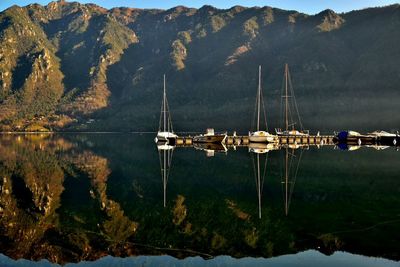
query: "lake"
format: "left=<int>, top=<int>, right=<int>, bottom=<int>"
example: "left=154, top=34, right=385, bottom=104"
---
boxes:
left=0, top=133, right=399, bottom=266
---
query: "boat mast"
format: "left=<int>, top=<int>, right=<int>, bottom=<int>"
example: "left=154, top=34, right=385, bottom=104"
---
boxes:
left=285, top=64, right=289, bottom=132
left=284, top=66, right=290, bottom=213
left=257, top=65, right=261, bottom=132
left=163, top=74, right=167, bottom=132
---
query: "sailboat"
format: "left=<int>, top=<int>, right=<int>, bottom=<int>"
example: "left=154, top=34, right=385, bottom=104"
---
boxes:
left=155, top=75, right=178, bottom=145
left=275, top=64, right=309, bottom=136
left=249, top=65, right=278, bottom=143
left=193, top=128, right=227, bottom=144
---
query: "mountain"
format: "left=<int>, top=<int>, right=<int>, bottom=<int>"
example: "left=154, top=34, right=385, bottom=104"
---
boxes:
left=0, top=1, right=399, bottom=132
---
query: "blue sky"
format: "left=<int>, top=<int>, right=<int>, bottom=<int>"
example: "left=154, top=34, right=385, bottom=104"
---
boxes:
left=1, top=0, right=399, bottom=14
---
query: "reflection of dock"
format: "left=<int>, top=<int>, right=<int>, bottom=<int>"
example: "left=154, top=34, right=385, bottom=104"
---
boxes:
left=174, top=135, right=336, bottom=147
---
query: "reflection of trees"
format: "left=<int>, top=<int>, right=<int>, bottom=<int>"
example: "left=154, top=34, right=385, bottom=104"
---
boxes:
left=2, top=134, right=395, bottom=264
left=0, top=134, right=65, bottom=261
left=66, top=151, right=138, bottom=245
left=0, top=135, right=138, bottom=263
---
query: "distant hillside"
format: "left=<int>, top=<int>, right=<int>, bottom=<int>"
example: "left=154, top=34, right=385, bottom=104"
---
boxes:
left=0, top=1, right=399, bottom=132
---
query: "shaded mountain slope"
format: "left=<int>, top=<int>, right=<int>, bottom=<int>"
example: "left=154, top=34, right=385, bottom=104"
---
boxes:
left=0, top=1, right=399, bottom=132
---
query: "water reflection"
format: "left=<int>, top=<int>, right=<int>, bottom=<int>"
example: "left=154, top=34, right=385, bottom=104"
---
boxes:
left=250, top=151, right=267, bottom=219
left=157, top=144, right=174, bottom=207
left=281, top=146, right=304, bottom=216
left=0, top=133, right=399, bottom=265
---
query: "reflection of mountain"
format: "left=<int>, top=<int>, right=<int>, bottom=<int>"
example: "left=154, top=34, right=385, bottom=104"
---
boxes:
left=64, top=151, right=138, bottom=245
left=0, top=134, right=399, bottom=264
left=0, top=134, right=65, bottom=261
left=0, top=134, right=138, bottom=264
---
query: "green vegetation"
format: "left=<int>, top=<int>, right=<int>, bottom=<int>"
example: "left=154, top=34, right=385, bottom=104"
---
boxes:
left=210, top=15, right=226, bottom=33
left=177, top=30, right=192, bottom=45
left=0, top=2, right=400, bottom=132
left=170, top=39, right=187, bottom=70
left=243, top=17, right=259, bottom=38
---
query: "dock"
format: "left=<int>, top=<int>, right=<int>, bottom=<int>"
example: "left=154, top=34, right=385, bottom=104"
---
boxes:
left=173, top=134, right=336, bottom=147
left=278, top=135, right=335, bottom=146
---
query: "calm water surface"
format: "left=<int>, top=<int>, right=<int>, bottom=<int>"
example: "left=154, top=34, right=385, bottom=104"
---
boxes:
left=0, top=133, right=399, bottom=266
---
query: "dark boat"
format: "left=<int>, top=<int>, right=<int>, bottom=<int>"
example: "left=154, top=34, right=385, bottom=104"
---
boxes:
left=368, top=131, right=399, bottom=146
left=335, top=131, right=376, bottom=146
left=193, top=128, right=227, bottom=144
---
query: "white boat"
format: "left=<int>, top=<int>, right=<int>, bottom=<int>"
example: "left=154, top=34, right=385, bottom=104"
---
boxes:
left=348, top=130, right=361, bottom=136
left=156, top=131, right=178, bottom=143
left=249, top=66, right=278, bottom=144
left=155, top=75, right=178, bottom=144
left=249, top=131, right=278, bottom=143
left=367, top=130, right=397, bottom=137
left=275, top=64, right=309, bottom=137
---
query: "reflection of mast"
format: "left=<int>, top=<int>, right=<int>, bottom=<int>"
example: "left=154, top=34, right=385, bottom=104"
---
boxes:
left=256, top=154, right=261, bottom=219
left=282, top=147, right=303, bottom=216
left=284, top=147, right=289, bottom=215
left=159, top=146, right=173, bottom=207
left=252, top=152, right=268, bottom=219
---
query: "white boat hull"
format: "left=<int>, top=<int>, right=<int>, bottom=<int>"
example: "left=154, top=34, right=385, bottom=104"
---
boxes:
left=249, top=131, right=278, bottom=143
left=276, top=130, right=309, bottom=136
left=155, top=131, right=178, bottom=144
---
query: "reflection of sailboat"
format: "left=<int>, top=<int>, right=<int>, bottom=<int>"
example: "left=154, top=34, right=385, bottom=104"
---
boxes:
left=155, top=75, right=178, bottom=144
left=158, top=144, right=173, bottom=207
left=270, top=64, right=305, bottom=215
left=368, top=130, right=399, bottom=146
left=193, top=142, right=227, bottom=157
left=366, top=145, right=390, bottom=150
left=253, top=153, right=268, bottom=219
left=249, top=149, right=268, bottom=219
left=248, top=142, right=280, bottom=154
left=336, top=143, right=362, bottom=151
left=275, top=64, right=309, bottom=136
left=281, top=146, right=303, bottom=216
left=249, top=66, right=278, bottom=144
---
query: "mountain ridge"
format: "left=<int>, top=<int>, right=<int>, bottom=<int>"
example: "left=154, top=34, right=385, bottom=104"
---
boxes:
left=0, top=1, right=399, bottom=132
